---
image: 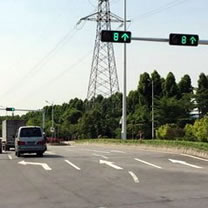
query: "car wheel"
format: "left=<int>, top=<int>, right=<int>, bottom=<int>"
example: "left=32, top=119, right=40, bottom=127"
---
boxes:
left=37, top=152, right=43, bottom=157
left=16, top=152, right=21, bottom=157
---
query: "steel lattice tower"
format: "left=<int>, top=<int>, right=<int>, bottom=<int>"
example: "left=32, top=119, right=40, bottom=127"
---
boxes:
left=79, top=0, right=124, bottom=100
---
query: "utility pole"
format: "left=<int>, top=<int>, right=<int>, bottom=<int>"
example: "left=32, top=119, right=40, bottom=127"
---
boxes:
left=122, top=0, right=127, bottom=140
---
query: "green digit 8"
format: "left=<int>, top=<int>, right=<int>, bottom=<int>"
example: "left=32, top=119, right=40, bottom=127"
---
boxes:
left=181, top=36, right=187, bottom=44
left=114, top=33, right=119, bottom=41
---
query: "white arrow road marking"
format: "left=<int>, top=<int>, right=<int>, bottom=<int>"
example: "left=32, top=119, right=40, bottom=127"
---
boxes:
left=181, top=154, right=208, bottom=162
left=99, top=160, right=123, bottom=170
left=8, top=155, right=12, bottom=160
left=169, top=159, right=203, bottom=169
left=128, top=171, right=139, bottom=183
left=65, top=160, right=81, bottom=170
left=134, top=158, right=162, bottom=169
left=93, top=153, right=109, bottom=159
left=18, top=160, right=52, bottom=171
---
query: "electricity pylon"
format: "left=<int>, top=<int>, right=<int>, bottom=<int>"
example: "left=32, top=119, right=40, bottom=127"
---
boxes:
left=79, top=0, right=124, bottom=100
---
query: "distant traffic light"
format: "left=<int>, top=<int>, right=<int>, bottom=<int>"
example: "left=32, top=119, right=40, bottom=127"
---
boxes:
left=101, top=30, right=131, bottom=43
left=169, top=33, right=199, bottom=46
left=6, top=107, right=15, bottom=111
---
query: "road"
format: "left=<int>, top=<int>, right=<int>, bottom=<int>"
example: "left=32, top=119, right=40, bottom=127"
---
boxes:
left=0, top=143, right=208, bottom=208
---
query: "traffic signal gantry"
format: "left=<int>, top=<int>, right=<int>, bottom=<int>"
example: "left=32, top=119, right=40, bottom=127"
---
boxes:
left=100, top=31, right=208, bottom=47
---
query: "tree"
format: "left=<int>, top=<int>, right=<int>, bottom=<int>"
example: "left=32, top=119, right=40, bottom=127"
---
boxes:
left=178, top=74, right=193, bottom=95
left=163, top=72, right=179, bottom=98
left=196, top=73, right=208, bottom=116
left=128, top=105, right=151, bottom=139
left=62, top=108, right=82, bottom=124
left=155, top=97, right=188, bottom=127
left=127, top=90, right=139, bottom=113
left=151, top=70, right=163, bottom=98
left=138, top=72, right=152, bottom=108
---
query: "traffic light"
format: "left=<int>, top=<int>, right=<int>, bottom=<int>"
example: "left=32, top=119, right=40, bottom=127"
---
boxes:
left=101, top=30, right=131, bottom=43
left=6, top=107, right=15, bottom=111
left=169, top=33, right=199, bottom=46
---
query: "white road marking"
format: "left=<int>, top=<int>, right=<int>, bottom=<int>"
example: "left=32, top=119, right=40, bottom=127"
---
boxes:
left=65, top=160, right=81, bottom=170
left=92, top=150, right=110, bottom=154
left=8, top=155, right=12, bottom=160
left=128, top=171, right=139, bottom=183
left=45, top=151, right=56, bottom=155
left=79, top=148, right=110, bottom=154
left=18, top=160, right=52, bottom=171
left=93, top=153, right=109, bottom=159
left=99, top=160, right=123, bottom=170
left=169, top=159, right=203, bottom=169
left=181, top=154, right=208, bottom=162
left=110, top=150, right=126, bottom=153
left=134, top=158, right=162, bottom=169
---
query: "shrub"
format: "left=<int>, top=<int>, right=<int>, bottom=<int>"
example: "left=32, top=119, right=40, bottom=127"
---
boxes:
left=192, top=116, right=208, bottom=142
left=184, top=124, right=196, bottom=141
left=156, top=124, right=184, bottom=140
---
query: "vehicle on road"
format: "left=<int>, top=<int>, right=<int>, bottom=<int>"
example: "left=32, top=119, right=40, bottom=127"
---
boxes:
left=2, top=120, right=26, bottom=151
left=15, top=126, right=47, bottom=157
left=0, top=138, right=2, bottom=154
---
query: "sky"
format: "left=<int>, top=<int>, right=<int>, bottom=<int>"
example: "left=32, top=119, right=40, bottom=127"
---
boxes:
left=0, top=0, right=208, bottom=116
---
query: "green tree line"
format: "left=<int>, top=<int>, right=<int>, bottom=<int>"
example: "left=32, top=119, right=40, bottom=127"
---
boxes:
left=1, top=71, right=208, bottom=141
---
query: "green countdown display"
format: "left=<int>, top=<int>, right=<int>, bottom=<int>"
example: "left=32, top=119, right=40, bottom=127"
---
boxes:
left=101, top=30, right=131, bottom=43
left=169, top=33, right=199, bottom=46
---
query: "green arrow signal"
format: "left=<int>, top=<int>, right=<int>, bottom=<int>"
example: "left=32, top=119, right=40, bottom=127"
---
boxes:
left=190, top=36, right=197, bottom=45
left=121, top=33, right=130, bottom=41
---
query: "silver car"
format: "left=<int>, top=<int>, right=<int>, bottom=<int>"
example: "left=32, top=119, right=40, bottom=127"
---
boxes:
left=15, top=126, right=47, bottom=157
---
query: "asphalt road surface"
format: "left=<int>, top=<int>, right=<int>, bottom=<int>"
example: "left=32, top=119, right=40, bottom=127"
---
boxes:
left=0, top=143, right=208, bottom=208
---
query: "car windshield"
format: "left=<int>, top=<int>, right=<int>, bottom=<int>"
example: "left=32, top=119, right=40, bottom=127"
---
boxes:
left=20, top=128, right=42, bottom=137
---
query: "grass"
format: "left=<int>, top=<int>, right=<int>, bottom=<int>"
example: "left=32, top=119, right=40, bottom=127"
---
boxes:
left=75, top=138, right=208, bottom=152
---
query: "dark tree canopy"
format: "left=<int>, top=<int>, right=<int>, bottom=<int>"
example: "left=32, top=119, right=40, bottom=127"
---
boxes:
left=163, top=72, right=179, bottom=98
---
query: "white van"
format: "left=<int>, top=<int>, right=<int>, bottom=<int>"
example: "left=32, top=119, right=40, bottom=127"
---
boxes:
left=15, top=126, right=47, bottom=157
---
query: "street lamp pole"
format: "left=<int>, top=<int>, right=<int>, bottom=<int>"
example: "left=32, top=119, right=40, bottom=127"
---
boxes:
left=152, top=79, right=154, bottom=139
left=45, top=100, right=54, bottom=138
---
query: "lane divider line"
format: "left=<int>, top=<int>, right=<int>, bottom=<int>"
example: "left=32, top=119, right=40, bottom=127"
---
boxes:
left=169, top=159, right=203, bottom=169
left=134, top=158, right=162, bottom=169
left=181, top=154, right=208, bottom=162
left=128, top=171, right=139, bottom=183
left=65, top=160, right=81, bottom=170
left=110, top=150, right=126, bottom=153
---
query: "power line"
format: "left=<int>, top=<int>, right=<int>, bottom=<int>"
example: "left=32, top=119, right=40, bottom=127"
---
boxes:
left=15, top=49, right=93, bottom=104
left=132, top=0, right=189, bottom=22
left=1, top=27, right=78, bottom=98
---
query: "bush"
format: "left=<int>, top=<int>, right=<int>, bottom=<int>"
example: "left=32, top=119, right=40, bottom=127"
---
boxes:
left=156, top=124, right=184, bottom=140
left=184, top=124, right=196, bottom=141
left=192, top=116, right=208, bottom=142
